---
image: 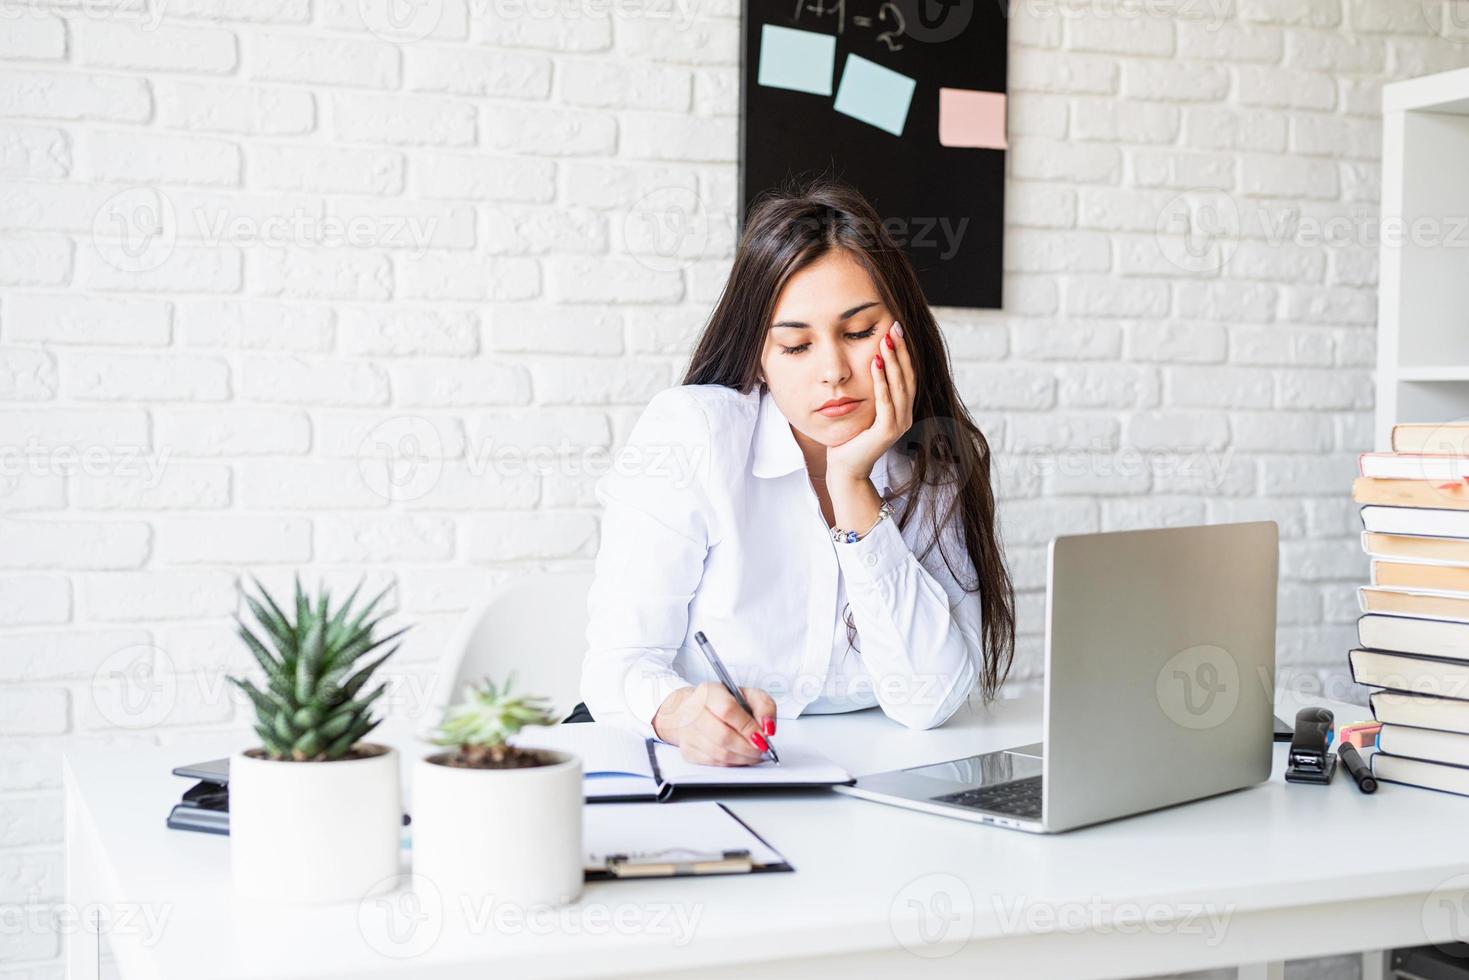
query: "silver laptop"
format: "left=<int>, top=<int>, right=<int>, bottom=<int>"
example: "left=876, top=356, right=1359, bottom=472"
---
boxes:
left=835, top=521, right=1278, bottom=833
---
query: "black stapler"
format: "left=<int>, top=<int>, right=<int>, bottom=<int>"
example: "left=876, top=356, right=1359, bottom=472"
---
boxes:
left=1284, top=707, right=1336, bottom=785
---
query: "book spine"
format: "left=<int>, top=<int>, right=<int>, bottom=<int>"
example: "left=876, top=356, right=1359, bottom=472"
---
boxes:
left=1371, top=753, right=1469, bottom=799
left=1356, top=613, right=1469, bottom=658
left=1370, top=692, right=1469, bottom=735
left=644, top=738, right=667, bottom=799
left=1348, top=652, right=1469, bottom=703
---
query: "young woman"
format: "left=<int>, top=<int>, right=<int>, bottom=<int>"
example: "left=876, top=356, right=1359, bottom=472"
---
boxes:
left=575, top=178, right=1015, bottom=766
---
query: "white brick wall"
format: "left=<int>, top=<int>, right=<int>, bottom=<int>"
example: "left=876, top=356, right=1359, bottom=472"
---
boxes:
left=3, top=1, right=1468, bottom=972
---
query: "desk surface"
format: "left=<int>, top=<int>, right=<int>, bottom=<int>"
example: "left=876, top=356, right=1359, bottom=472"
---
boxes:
left=65, top=691, right=1469, bottom=980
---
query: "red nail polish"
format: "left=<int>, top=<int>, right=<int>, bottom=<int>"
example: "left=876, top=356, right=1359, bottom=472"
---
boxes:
left=876, top=353, right=884, bottom=370
left=751, top=733, right=769, bottom=752
left=763, top=717, right=775, bottom=736
left=885, top=334, right=894, bottom=349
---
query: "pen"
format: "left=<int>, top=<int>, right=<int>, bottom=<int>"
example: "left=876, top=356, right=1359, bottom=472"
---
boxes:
left=692, top=631, right=780, bottom=766
left=1337, top=742, right=1377, bottom=794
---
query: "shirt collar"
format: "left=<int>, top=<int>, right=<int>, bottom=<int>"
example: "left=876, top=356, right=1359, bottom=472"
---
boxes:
left=751, top=385, right=807, bottom=479
left=750, top=385, right=901, bottom=495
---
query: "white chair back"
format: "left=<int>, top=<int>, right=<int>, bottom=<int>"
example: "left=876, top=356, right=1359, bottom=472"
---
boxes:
left=427, top=570, right=594, bottom=728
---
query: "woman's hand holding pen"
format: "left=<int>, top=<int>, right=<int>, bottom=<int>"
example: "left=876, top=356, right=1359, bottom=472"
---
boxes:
left=651, top=682, right=778, bottom=767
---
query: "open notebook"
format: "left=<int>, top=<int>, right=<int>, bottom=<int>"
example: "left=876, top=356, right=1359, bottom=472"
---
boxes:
left=511, top=723, right=855, bottom=802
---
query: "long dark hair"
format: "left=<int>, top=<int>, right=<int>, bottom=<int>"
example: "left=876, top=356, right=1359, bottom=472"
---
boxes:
left=682, top=177, right=1016, bottom=703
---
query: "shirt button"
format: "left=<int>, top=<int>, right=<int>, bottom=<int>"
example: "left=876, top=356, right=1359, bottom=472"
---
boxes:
left=863, top=554, right=878, bottom=567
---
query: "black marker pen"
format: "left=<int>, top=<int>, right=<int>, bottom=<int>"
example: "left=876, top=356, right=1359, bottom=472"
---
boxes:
left=1338, top=742, right=1377, bottom=794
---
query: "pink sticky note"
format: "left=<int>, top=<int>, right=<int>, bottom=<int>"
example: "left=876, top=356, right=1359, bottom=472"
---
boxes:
left=938, top=88, right=1007, bottom=150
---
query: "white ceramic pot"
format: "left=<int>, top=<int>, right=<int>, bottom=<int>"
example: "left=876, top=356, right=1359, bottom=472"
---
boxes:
left=230, top=744, right=401, bottom=905
left=412, top=749, right=583, bottom=908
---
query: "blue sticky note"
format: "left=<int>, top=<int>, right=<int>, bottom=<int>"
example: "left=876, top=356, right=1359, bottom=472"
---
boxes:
left=757, top=24, right=836, bottom=96
left=833, top=54, right=916, bottom=137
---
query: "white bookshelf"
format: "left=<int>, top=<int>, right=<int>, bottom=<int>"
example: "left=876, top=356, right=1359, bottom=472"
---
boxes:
left=1377, top=66, right=1469, bottom=450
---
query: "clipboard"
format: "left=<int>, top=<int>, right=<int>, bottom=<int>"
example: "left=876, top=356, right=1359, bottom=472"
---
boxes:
left=584, top=802, right=794, bottom=880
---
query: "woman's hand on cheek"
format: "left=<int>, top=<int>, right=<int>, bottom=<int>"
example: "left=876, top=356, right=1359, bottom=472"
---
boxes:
left=825, top=320, right=915, bottom=484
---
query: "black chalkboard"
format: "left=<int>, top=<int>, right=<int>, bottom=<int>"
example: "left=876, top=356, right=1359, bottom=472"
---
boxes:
left=739, top=0, right=1008, bottom=309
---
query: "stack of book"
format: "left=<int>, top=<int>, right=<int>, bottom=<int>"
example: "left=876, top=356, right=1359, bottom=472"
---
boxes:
left=1349, top=422, right=1469, bottom=797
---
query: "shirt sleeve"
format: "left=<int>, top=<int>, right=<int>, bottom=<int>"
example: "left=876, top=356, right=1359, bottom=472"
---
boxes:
left=830, top=482, right=984, bottom=730
left=580, top=388, right=710, bottom=739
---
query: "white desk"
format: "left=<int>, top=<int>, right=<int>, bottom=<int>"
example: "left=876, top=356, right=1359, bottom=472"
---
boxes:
left=65, top=691, right=1469, bottom=980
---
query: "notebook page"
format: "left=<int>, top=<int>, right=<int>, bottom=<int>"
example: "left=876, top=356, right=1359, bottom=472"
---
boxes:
left=511, top=723, right=653, bottom=778
left=584, top=802, right=784, bottom=868
left=651, top=740, right=852, bottom=787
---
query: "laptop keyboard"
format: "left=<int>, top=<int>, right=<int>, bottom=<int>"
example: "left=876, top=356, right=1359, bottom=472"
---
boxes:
left=932, top=775, right=1043, bottom=820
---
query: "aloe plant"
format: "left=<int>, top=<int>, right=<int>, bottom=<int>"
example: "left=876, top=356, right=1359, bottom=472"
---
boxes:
left=230, top=577, right=407, bottom=762
left=432, top=675, right=558, bottom=767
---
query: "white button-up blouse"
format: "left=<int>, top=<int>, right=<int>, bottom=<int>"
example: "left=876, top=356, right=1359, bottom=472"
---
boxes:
left=579, top=382, right=985, bottom=739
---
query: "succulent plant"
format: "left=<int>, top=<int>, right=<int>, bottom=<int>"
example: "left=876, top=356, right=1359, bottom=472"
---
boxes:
left=231, top=577, right=407, bottom=762
left=432, top=675, right=558, bottom=767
